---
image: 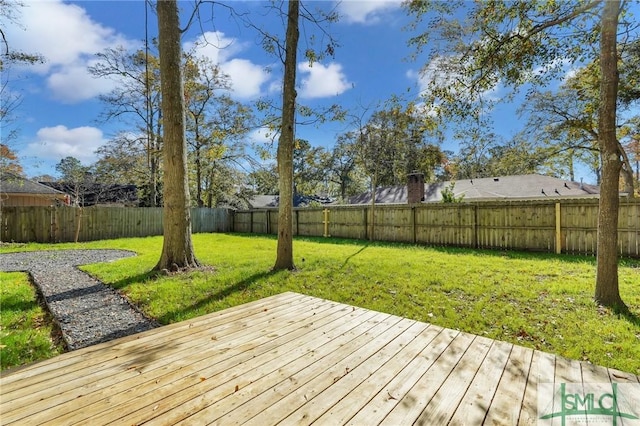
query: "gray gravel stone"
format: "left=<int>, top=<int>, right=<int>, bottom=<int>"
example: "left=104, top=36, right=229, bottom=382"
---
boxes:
left=0, top=250, right=159, bottom=350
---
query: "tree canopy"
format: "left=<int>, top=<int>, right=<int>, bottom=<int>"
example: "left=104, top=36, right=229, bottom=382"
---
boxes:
left=405, top=0, right=632, bottom=308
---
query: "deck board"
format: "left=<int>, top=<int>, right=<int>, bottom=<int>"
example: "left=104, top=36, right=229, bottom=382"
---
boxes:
left=1, top=292, right=638, bottom=425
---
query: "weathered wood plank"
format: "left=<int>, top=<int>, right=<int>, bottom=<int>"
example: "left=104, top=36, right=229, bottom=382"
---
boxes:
left=413, top=335, right=494, bottom=425
left=0, top=292, right=304, bottom=393
left=345, top=327, right=460, bottom=426
left=1, top=292, right=638, bottom=426
left=27, top=296, right=351, bottom=426
left=312, top=324, right=444, bottom=425
left=483, top=344, right=533, bottom=425
left=140, top=308, right=390, bottom=426
left=518, top=350, right=556, bottom=426
left=378, top=331, right=475, bottom=425
left=276, top=319, right=428, bottom=425
left=448, top=339, right=513, bottom=425
left=1, top=293, right=311, bottom=424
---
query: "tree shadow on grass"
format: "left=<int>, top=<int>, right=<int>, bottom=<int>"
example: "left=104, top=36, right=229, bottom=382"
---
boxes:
left=108, top=271, right=157, bottom=291
left=227, top=233, right=640, bottom=267
left=157, top=269, right=279, bottom=324
left=341, top=245, right=370, bottom=269
left=614, top=306, right=640, bottom=327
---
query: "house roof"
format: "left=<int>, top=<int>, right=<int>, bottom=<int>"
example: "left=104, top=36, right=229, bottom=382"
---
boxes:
left=0, top=173, right=66, bottom=196
left=247, top=194, right=335, bottom=209
left=347, top=174, right=600, bottom=205
left=38, top=182, right=138, bottom=206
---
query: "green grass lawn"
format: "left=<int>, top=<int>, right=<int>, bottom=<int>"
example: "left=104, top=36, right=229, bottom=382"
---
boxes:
left=1, top=233, right=639, bottom=374
left=0, top=272, right=64, bottom=370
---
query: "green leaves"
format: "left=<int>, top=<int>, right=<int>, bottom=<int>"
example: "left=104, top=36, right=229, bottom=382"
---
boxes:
left=406, top=0, right=605, bottom=123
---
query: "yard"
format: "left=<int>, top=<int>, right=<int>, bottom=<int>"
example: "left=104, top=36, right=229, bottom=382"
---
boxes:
left=1, top=233, right=639, bottom=374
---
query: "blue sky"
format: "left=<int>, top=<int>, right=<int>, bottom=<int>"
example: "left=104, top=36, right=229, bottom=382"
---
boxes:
left=1, top=0, right=607, bottom=182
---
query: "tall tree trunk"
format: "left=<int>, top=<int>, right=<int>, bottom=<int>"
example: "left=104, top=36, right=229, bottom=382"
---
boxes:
left=155, top=0, right=199, bottom=271
left=154, top=111, right=162, bottom=206
left=273, top=0, right=299, bottom=271
left=595, top=0, right=625, bottom=309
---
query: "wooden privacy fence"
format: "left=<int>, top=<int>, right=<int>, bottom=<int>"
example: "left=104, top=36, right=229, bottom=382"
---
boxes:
left=0, top=206, right=232, bottom=243
left=233, top=199, right=640, bottom=257
left=2, top=200, right=639, bottom=257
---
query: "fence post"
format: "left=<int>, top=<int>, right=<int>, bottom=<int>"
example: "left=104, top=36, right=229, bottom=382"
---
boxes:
left=323, top=208, right=330, bottom=237
left=555, top=202, right=562, bottom=254
left=473, top=204, right=479, bottom=249
left=362, top=207, right=368, bottom=240
left=266, top=210, right=270, bottom=234
left=411, top=205, right=416, bottom=244
left=49, top=206, right=56, bottom=243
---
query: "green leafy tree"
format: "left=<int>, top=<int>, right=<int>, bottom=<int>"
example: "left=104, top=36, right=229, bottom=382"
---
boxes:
left=293, top=139, right=330, bottom=195
left=55, top=157, right=92, bottom=205
left=520, top=55, right=638, bottom=192
left=327, top=134, right=367, bottom=201
left=183, top=53, right=254, bottom=207
left=93, top=134, right=161, bottom=206
left=451, top=127, right=541, bottom=180
left=89, top=47, right=163, bottom=206
left=406, top=0, right=630, bottom=308
left=248, top=165, right=280, bottom=195
left=355, top=102, right=442, bottom=187
left=55, top=156, right=94, bottom=243
left=242, top=0, right=342, bottom=270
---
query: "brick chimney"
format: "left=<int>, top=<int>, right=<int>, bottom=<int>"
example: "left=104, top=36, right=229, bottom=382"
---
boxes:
left=407, top=172, right=425, bottom=204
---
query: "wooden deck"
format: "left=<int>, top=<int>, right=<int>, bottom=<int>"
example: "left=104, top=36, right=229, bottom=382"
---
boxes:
left=1, top=292, right=638, bottom=425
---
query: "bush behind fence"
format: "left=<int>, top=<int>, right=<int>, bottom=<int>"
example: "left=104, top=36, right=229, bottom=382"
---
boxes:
left=2, top=199, right=639, bottom=257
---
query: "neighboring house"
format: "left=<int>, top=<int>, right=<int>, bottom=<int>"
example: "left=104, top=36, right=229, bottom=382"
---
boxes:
left=247, top=194, right=335, bottom=209
left=38, top=182, right=139, bottom=207
left=0, top=173, right=69, bottom=207
left=347, top=174, right=601, bottom=205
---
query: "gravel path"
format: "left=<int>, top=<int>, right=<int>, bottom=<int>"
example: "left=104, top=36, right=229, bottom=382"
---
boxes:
left=0, top=250, right=159, bottom=350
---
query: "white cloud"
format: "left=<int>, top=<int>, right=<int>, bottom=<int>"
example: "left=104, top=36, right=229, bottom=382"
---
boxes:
left=183, top=31, right=246, bottom=64
left=22, top=126, right=107, bottom=165
left=531, top=57, right=571, bottom=80
left=336, top=0, right=402, bottom=24
left=248, top=127, right=278, bottom=144
left=563, top=68, right=580, bottom=83
left=4, top=0, right=133, bottom=103
left=407, top=56, right=463, bottom=94
left=47, top=60, right=117, bottom=104
left=408, top=55, right=502, bottom=101
left=221, top=59, right=271, bottom=99
left=184, top=31, right=270, bottom=100
left=298, top=62, right=351, bottom=99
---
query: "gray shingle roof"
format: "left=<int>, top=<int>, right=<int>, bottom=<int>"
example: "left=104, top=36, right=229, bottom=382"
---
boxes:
left=348, top=174, right=600, bottom=204
left=1, top=173, right=66, bottom=195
